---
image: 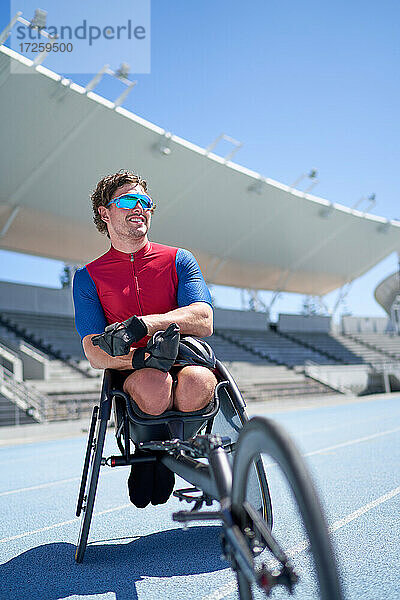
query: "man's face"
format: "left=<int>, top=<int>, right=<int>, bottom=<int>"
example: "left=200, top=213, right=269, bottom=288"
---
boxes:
left=98, top=183, right=152, bottom=241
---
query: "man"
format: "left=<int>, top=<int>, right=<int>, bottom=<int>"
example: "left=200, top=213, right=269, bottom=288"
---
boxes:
left=73, top=170, right=217, bottom=508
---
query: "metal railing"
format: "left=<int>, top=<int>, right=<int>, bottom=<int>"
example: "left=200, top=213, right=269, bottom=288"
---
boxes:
left=0, top=365, right=50, bottom=423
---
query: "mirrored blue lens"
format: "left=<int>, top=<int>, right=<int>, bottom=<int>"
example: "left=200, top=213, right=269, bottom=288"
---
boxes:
left=108, top=194, right=153, bottom=210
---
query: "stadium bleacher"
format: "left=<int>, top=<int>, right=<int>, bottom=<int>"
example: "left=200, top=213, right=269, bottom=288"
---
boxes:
left=278, top=331, right=385, bottom=365
left=349, top=332, right=400, bottom=360
left=218, top=328, right=334, bottom=367
left=1, top=281, right=399, bottom=426
left=0, top=311, right=85, bottom=362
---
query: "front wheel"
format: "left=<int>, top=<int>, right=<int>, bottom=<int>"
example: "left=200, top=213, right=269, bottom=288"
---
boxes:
left=231, top=417, right=343, bottom=600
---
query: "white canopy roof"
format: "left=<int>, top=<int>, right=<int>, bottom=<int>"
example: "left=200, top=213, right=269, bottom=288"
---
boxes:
left=1, top=44, right=400, bottom=295
left=374, top=272, right=400, bottom=315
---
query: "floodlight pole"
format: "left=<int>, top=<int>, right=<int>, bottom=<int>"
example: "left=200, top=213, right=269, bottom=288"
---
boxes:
left=85, top=65, right=111, bottom=93
left=0, top=11, right=22, bottom=45
left=351, top=193, right=376, bottom=213
left=289, top=169, right=318, bottom=191
left=85, top=64, right=137, bottom=107
left=0, top=12, right=58, bottom=67
left=205, top=133, right=243, bottom=162
left=0, top=13, right=137, bottom=107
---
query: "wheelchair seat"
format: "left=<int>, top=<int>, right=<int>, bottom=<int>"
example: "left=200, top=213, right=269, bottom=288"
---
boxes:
left=113, top=391, right=218, bottom=444
left=110, top=370, right=221, bottom=445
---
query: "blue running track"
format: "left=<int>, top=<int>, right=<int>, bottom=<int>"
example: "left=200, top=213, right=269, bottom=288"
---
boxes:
left=0, top=395, right=399, bottom=600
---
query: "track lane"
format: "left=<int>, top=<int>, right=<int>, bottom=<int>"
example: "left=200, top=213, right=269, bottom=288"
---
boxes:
left=0, top=395, right=398, bottom=600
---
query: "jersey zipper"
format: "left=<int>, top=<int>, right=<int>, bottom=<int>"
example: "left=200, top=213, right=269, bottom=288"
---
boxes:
left=130, top=253, right=143, bottom=315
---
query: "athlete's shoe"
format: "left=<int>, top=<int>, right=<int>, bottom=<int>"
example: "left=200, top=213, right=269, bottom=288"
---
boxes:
left=127, top=451, right=175, bottom=507
left=151, top=459, right=175, bottom=505
left=127, top=451, right=154, bottom=508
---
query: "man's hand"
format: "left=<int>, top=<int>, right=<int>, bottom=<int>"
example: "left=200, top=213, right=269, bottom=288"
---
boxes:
left=132, top=323, right=180, bottom=372
left=91, top=315, right=148, bottom=356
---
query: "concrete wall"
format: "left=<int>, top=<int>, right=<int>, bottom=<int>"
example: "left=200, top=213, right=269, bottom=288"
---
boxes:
left=341, top=316, right=389, bottom=334
left=214, top=308, right=268, bottom=331
left=0, top=281, right=74, bottom=317
left=278, top=313, right=332, bottom=333
left=304, top=364, right=370, bottom=394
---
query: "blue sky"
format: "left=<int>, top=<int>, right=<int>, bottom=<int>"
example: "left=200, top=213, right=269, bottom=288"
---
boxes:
left=1, top=0, right=399, bottom=319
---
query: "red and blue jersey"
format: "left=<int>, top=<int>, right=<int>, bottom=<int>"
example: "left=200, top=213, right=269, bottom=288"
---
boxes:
left=72, top=241, right=212, bottom=346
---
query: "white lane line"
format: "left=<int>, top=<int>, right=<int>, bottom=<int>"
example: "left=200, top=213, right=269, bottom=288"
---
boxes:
left=262, top=426, right=400, bottom=468
left=303, top=426, right=400, bottom=458
left=201, top=484, right=400, bottom=600
left=0, top=503, right=132, bottom=543
left=2, top=426, right=398, bottom=496
left=0, top=468, right=120, bottom=497
left=329, top=485, right=400, bottom=532
left=0, top=477, right=80, bottom=497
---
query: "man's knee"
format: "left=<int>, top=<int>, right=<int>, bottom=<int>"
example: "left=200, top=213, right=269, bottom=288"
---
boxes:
left=123, top=368, right=173, bottom=415
left=174, top=366, right=217, bottom=412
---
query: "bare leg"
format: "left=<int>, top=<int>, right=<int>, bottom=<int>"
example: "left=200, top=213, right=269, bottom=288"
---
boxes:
left=123, top=368, right=174, bottom=415
left=173, top=365, right=217, bottom=412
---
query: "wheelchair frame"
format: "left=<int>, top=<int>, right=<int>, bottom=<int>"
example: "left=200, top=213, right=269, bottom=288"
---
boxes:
left=75, top=360, right=271, bottom=561
left=74, top=360, right=343, bottom=600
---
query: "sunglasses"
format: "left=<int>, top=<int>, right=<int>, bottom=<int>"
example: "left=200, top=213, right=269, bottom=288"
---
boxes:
left=107, top=193, right=154, bottom=211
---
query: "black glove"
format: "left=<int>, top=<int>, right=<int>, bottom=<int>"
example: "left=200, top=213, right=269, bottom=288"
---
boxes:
left=132, top=323, right=180, bottom=372
left=91, top=315, right=148, bottom=356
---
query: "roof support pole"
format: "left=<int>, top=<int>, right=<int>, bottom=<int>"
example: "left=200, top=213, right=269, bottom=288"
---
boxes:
left=244, top=289, right=269, bottom=312
left=0, top=205, right=21, bottom=238
left=331, top=282, right=353, bottom=317
left=266, top=288, right=284, bottom=319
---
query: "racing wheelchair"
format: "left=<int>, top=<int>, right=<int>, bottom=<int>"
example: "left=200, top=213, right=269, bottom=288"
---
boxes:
left=75, top=358, right=343, bottom=600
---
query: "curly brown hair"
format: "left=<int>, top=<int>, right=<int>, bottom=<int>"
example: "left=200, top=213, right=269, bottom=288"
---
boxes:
left=91, top=169, right=154, bottom=236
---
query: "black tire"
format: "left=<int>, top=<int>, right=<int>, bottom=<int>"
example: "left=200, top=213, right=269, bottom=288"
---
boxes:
left=75, top=414, right=107, bottom=563
left=231, top=417, right=343, bottom=600
left=212, top=365, right=273, bottom=528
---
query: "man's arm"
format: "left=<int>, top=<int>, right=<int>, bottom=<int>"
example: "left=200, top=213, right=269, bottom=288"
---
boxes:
left=83, top=334, right=136, bottom=370
left=83, top=301, right=211, bottom=368
left=141, top=301, right=213, bottom=337
left=73, top=267, right=136, bottom=370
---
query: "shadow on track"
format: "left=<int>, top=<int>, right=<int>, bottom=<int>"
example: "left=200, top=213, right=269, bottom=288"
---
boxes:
left=0, top=526, right=227, bottom=600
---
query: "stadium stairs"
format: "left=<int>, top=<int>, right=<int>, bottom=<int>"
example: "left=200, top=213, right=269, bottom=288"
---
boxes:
left=345, top=332, right=400, bottom=361
left=271, top=328, right=400, bottom=394
left=0, top=313, right=102, bottom=423
left=280, top=328, right=400, bottom=368
left=0, top=312, right=91, bottom=377
left=211, top=330, right=338, bottom=399
left=0, top=391, right=38, bottom=427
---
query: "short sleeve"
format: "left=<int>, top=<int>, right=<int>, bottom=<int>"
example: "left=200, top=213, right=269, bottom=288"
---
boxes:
left=175, top=249, right=213, bottom=307
left=72, top=267, right=108, bottom=339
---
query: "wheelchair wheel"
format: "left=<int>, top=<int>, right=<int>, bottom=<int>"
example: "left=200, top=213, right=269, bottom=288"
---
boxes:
left=75, top=409, right=107, bottom=563
left=211, top=374, right=273, bottom=528
left=231, top=417, right=343, bottom=600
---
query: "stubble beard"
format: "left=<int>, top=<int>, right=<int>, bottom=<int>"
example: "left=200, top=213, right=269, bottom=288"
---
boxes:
left=124, top=219, right=148, bottom=240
